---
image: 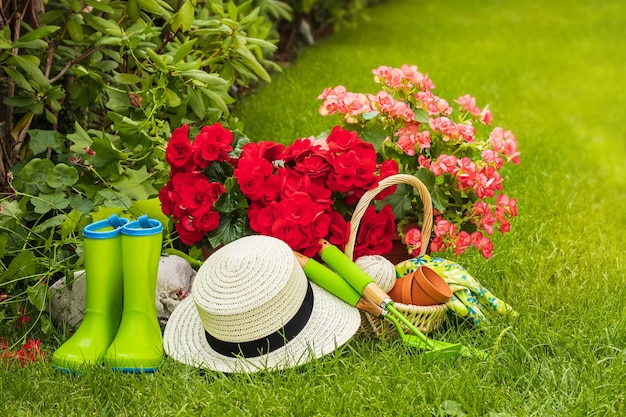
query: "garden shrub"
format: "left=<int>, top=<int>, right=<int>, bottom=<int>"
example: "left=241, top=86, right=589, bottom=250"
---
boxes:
left=0, top=0, right=292, bottom=339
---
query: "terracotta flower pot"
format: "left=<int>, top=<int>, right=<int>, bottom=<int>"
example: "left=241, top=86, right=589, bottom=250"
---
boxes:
left=412, top=266, right=452, bottom=306
left=387, top=271, right=415, bottom=304
left=388, top=266, right=452, bottom=306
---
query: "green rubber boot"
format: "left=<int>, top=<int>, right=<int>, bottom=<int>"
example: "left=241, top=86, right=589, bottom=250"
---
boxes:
left=104, top=215, right=163, bottom=373
left=52, top=215, right=128, bottom=372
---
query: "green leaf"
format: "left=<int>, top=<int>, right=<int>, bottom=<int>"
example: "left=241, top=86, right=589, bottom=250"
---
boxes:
left=0, top=233, right=8, bottom=259
left=358, top=122, right=387, bottom=153
left=18, top=158, right=54, bottom=193
left=381, top=184, right=413, bottom=220
left=97, top=189, right=132, bottom=209
left=413, top=108, right=429, bottom=123
left=129, top=199, right=170, bottom=227
left=165, top=88, right=182, bottom=107
left=12, top=39, right=47, bottom=49
left=235, top=46, right=271, bottom=82
left=179, top=70, right=228, bottom=86
left=67, top=15, right=84, bottom=42
left=114, top=73, right=142, bottom=85
left=27, top=281, right=49, bottom=312
left=68, top=195, right=94, bottom=215
left=47, top=163, right=79, bottom=188
left=90, top=133, right=128, bottom=169
left=7, top=54, right=49, bottom=89
left=172, top=0, right=195, bottom=32
left=432, top=186, right=449, bottom=213
left=362, top=111, right=379, bottom=121
left=2, top=67, right=34, bottom=92
left=16, top=25, right=61, bottom=42
left=60, top=210, right=83, bottom=240
left=32, top=213, right=66, bottom=234
left=6, top=250, right=38, bottom=279
left=105, top=88, right=130, bottom=112
left=32, top=191, right=69, bottom=214
left=199, top=87, right=231, bottom=116
left=28, top=129, right=66, bottom=155
left=172, top=38, right=197, bottom=64
left=67, top=121, right=93, bottom=153
left=187, top=86, right=206, bottom=119
left=415, top=168, right=436, bottom=190
left=213, top=177, right=248, bottom=214
left=208, top=212, right=246, bottom=249
left=110, top=166, right=158, bottom=200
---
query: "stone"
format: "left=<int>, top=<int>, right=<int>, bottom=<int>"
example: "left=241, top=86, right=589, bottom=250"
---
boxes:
left=49, top=254, right=196, bottom=331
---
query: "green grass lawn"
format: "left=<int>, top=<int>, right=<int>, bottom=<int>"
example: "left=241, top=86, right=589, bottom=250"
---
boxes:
left=2, top=0, right=626, bottom=415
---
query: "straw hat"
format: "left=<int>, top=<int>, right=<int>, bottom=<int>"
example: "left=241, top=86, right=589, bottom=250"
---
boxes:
left=163, top=235, right=361, bottom=373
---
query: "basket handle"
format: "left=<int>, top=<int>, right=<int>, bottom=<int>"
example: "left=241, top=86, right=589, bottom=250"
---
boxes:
left=344, top=173, right=433, bottom=260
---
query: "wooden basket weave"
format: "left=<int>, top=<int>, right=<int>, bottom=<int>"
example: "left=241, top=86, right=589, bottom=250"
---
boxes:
left=344, top=174, right=448, bottom=336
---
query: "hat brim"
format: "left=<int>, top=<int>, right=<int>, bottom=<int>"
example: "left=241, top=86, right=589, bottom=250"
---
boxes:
left=163, top=282, right=361, bottom=373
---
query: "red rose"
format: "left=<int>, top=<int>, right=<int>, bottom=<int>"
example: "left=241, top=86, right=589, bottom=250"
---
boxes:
left=192, top=205, right=221, bottom=233
left=326, top=126, right=358, bottom=153
left=249, top=201, right=278, bottom=234
left=354, top=205, right=395, bottom=258
left=283, top=138, right=317, bottom=165
left=175, top=216, right=205, bottom=245
left=277, top=192, right=321, bottom=225
left=326, top=211, right=350, bottom=249
left=310, top=212, right=331, bottom=238
left=241, top=141, right=284, bottom=162
left=235, top=168, right=267, bottom=201
left=158, top=181, right=174, bottom=216
left=165, top=125, right=193, bottom=170
left=377, top=159, right=399, bottom=199
left=293, top=154, right=332, bottom=180
left=177, top=175, right=219, bottom=213
left=192, top=123, right=233, bottom=168
left=270, top=219, right=310, bottom=251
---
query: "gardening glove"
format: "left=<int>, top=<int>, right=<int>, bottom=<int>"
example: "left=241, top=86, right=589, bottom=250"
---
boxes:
left=395, top=255, right=517, bottom=325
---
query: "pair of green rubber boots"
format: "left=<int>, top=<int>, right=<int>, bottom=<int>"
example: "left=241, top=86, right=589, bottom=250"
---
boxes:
left=52, top=214, right=164, bottom=373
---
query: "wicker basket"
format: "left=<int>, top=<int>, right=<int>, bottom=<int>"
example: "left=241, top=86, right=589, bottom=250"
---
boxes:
left=344, top=174, right=449, bottom=336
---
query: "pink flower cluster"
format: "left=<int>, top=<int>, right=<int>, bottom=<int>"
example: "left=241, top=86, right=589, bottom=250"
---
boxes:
left=318, top=64, right=521, bottom=259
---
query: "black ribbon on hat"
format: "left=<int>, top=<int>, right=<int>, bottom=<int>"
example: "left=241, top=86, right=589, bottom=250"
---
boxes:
left=205, top=282, right=314, bottom=358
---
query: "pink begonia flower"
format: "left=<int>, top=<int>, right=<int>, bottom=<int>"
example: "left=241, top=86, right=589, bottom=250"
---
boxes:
left=418, top=154, right=431, bottom=169
left=454, top=157, right=477, bottom=190
left=370, top=91, right=396, bottom=114
left=481, top=149, right=504, bottom=169
left=475, top=165, right=503, bottom=198
left=396, top=134, right=416, bottom=156
left=429, top=117, right=459, bottom=140
left=415, top=130, right=431, bottom=149
left=373, top=65, right=403, bottom=88
left=434, top=218, right=457, bottom=238
left=431, top=154, right=457, bottom=176
left=454, top=231, right=472, bottom=256
left=479, top=237, right=494, bottom=258
left=456, top=94, right=481, bottom=116
left=342, top=92, right=370, bottom=116
left=496, top=194, right=518, bottom=217
left=429, top=236, right=447, bottom=253
left=480, top=107, right=493, bottom=125
left=405, top=227, right=422, bottom=256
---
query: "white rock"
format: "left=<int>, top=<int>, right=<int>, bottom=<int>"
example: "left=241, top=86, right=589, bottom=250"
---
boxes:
left=49, top=255, right=196, bottom=330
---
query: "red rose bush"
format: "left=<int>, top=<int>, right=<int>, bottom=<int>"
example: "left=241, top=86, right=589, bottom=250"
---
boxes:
left=160, top=123, right=401, bottom=257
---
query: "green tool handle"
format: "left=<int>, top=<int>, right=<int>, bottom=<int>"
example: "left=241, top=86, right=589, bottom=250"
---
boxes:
left=318, top=239, right=392, bottom=307
left=294, top=252, right=384, bottom=318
